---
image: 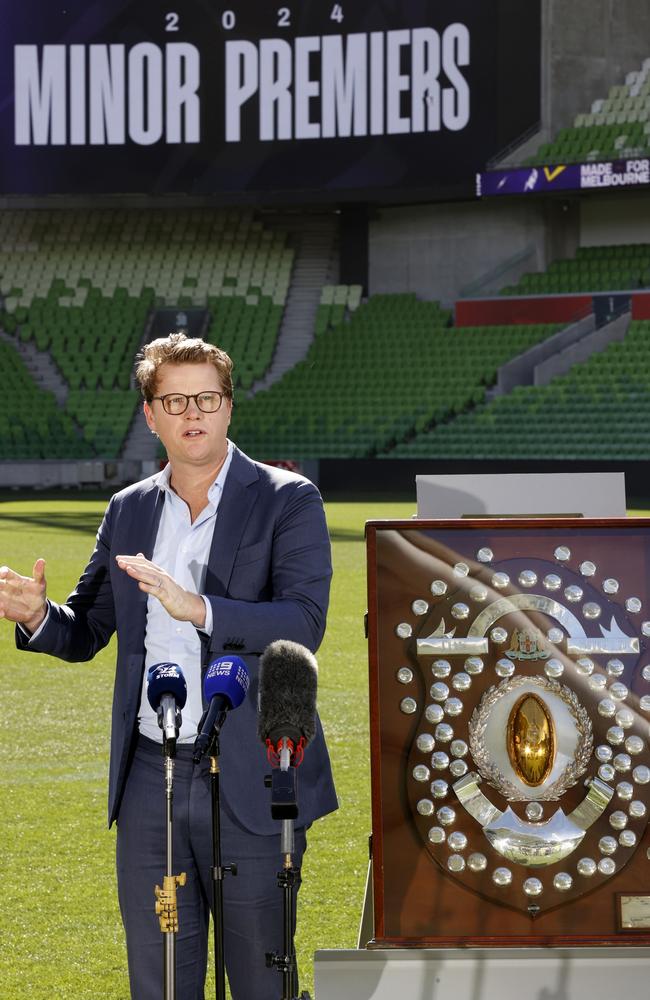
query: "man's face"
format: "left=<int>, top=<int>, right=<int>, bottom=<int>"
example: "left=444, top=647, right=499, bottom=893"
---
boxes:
left=143, top=361, right=232, bottom=470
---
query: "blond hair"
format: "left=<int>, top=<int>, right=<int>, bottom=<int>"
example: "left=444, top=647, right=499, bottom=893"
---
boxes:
left=135, top=333, right=233, bottom=401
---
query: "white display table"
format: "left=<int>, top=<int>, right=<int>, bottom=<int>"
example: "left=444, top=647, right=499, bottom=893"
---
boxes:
left=314, top=947, right=650, bottom=1000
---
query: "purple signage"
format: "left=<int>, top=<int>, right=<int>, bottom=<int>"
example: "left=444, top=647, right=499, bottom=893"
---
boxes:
left=477, top=157, right=650, bottom=197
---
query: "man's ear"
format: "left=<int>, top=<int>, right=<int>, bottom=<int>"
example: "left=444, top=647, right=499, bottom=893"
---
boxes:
left=144, top=401, right=156, bottom=433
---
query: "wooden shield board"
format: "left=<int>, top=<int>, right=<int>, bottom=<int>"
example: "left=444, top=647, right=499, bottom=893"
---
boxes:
left=366, top=518, right=650, bottom=947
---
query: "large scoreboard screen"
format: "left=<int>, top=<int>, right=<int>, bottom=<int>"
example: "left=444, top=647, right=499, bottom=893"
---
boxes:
left=0, top=1, right=541, bottom=200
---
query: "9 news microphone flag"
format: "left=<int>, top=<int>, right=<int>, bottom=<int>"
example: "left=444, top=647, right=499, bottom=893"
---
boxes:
left=193, top=655, right=250, bottom=763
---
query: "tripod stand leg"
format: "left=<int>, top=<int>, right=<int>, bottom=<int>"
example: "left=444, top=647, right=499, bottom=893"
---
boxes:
left=153, top=754, right=186, bottom=1000
left=210, top=756, right=227, bottom=1000
left=264, top=770, right=311, bottom=999
left=284, top=859, right=298, bottom=1000
left=165, top=930, right=175, bottom=1000
left=209, top=752, right=238, bottom=1000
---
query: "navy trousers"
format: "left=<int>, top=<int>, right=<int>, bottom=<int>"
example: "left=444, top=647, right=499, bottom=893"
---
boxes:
left=116, top=736, right=306, bottom=1000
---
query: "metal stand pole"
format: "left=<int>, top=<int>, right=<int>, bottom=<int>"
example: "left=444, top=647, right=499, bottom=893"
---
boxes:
left=154, top=745, right=186, bottom=1000
left=279, top=819, right=301, bottom=1000
left=209, top=737, right=237, bottom=1000
left=264, top=759, right=310, bottom=1000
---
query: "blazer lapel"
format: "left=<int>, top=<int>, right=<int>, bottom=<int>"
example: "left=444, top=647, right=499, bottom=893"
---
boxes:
left=205, top=446, right=259, bottom=597
left=114, top=478, right=165, bottom=658
left=142, top=483, right=166, bottom=559
left=127, top=481, right=166, bottom=613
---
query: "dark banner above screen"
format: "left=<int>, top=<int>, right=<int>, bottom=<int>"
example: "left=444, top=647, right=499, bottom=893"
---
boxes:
left=0, top=0, right=541, bottom=200
left=478, top=158, right=650, bottom=197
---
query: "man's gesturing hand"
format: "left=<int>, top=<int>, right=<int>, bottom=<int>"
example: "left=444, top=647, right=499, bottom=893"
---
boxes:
left=0, top=558, right=48, bottom=634
left=115, top=553, right=206, bottom=629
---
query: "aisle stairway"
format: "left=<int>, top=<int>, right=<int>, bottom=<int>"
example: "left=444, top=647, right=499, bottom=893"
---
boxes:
left=250, top=215, right=339, bottom=393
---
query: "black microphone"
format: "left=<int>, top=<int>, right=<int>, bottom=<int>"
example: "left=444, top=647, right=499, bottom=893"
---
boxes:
left=146, top=662, right=187, bottom=747
left=193, top=655, right=250, bottom=763
left=258, top=640, right=318, bottom=768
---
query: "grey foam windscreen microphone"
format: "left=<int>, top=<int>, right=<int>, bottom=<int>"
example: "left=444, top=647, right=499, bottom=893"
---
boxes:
left=257, top=639, right=318, bottom=749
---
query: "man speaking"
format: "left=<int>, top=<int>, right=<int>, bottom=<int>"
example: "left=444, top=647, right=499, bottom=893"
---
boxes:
left=0, top=332, right=338, bottom=999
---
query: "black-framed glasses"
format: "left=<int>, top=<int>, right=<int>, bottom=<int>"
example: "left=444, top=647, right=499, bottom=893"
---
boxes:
left=151, top=390, right=226, bottom=415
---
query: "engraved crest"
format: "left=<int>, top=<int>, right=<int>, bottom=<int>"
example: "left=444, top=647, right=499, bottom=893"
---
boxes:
left=506, top=627, right=550, bottom=661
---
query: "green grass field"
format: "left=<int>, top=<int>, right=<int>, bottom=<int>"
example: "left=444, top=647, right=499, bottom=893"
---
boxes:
left=0, top=496, right=414, bottom=999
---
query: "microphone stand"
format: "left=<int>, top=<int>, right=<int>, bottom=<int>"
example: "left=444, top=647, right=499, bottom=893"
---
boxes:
left=265, top=738, right=311, bottom=1000
left=205, top=723, right=237, bottom=1000
left=154, top=732, right=186, bottom=1000
left=276, top=820, right=307, bottom=1000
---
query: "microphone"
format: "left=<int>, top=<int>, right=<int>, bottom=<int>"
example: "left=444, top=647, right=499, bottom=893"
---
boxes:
left=258, top=640, right=318, bottom=768
left=146, top=662, right=187, bottom=747
left=193, top=655, right=250, bottom=763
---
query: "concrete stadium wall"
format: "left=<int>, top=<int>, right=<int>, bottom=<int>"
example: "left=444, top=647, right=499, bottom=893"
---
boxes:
left=495, top=312, right=596, bottom=393
left=369, top=200, right=570, bottom=307
left=368, top=198, right=584, bottom=307
left=513, top=1, right=650, bottom=162
left=581, top=196, right=650, bottom=247
left=543, top=0, right=650, bottom=141
left=0, top=460, right=156, bottom=490
left=532, top=309, right=629, bottom=385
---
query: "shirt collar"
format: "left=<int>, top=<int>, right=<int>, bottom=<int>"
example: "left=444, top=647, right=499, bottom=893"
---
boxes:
left=154, top=439, right=233, bottom=500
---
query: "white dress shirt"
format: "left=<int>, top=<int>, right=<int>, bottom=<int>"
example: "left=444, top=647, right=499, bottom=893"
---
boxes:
left=138, top=444, right=233, bottom=743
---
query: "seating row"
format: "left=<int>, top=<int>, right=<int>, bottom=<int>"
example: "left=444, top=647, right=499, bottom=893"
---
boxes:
left=524, top=57, right=650, bottom=166
left=500, top=243, right=650, bottom=296
left=229, top=294, right=558, bottom=459
left=390, top=320, right=650, bottom=461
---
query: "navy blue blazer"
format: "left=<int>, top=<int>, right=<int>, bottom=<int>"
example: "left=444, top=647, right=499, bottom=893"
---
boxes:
left=17, top=445, right=338, bottom=832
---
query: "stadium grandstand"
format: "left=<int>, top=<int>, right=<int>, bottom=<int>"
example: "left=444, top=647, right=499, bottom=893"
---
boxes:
left=0, top=1, right=649, bottom=501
